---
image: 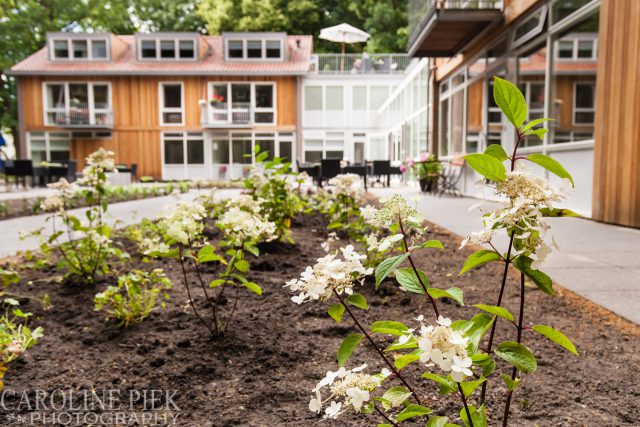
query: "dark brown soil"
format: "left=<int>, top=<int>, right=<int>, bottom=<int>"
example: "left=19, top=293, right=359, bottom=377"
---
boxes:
left=1, top=214, right=639, bottom=426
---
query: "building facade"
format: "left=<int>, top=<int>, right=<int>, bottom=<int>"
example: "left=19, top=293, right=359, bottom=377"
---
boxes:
left=407, top=0, right=640, bottom=228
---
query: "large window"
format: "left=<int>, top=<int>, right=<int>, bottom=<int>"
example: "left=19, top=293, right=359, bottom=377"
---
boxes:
left=303, top=131, right=344, bottom=162
left=50, top=37, right=109, bottom=61
left=206, top=82, right=275, bottom=125
left=551, top=8, right=599, bottom=143
left=325, top=86, right=343, bottom=111
left=225, top=38, right=283, bottom=60
left=138, top=38, right=196, bottom=60
left=43, top=82, right=111, bottom=126
left=28, top=132, right=71, bottom=163
left=159, top=83, right=184, bottom=125
left=163, top=132, right=204, bottom=166
left=304, top=86, right=323, bottom=111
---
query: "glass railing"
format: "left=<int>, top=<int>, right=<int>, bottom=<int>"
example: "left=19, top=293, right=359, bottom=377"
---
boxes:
left=49, top=102, right=113, bottom=127
left=199, top=101, right=253, bottom=126
left=310, top=53, right=412, bottom=74
left=408, top=0, right=504, bottom=48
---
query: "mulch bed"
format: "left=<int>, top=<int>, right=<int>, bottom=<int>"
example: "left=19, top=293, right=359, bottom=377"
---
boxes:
left=1, top=214, right=639, bottom=426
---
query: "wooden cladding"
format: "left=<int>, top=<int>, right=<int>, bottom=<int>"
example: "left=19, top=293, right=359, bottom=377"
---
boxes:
left=19, top=75, right=298, bottom=178
left=592, top=0, right=640, bottom=228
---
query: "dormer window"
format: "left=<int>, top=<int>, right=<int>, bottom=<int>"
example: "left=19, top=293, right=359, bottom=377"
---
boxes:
left=223, top=34, right=285, bottom=61
left=136, top=34, right=198, bottom=61
left=48, top=34, right=110, bottom=61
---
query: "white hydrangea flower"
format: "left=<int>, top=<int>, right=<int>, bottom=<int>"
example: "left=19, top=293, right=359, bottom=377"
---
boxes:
left=226, top=194, right=264, bottom=215
left=328, top=173, right=365, bottom=200
left=404, top=315, right=472, bottom=382
left=78, top=148, right=117, bottom=187
left=368, top=194, right=423, bottom=229
left=285, top=245, right=372, bottom=304
left=160, top=201, right=206, bottom=245
left=41, top=195, right=64, bottom=212
left=321, top=232, right=340, bottom=253
left=367, top=233, right=404, bottom=252
left=309, top=364, right=386, bottom=419
left=217, top=207, right=277, bottom=246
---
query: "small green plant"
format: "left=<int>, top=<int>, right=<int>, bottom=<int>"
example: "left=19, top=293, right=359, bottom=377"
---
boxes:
left=35, top=148, right=129, bottom=283
left=244, top=146, right=305, bottom=243
left=94, top=269, right=171, bottom=327
left=0, top=307, right=44, bottom=389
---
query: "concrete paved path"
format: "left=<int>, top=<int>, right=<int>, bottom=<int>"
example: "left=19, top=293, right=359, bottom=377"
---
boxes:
left=371, top=187, right=640, bottom=325
left=0, top=189, right=241, bottom=258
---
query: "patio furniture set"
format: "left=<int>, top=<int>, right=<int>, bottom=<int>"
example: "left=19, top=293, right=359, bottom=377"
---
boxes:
left=297, top=159, right=403, bottom=191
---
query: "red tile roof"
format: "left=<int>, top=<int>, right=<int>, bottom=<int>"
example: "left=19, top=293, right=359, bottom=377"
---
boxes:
left=10, top=35, right=313, bottom=76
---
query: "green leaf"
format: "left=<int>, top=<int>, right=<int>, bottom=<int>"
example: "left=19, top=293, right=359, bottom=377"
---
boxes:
left=209, top=279, right=226, bottom=288
left=459, top=404, right=487, bottom=427
left=532, top=324, right=579, bottom=355
left=473, top=304, right=514, bottom=321
left=464, top=153, right=507, bottom=182
left=421, top=372, right=456, bottom=395
left=460, top=378, right=486, bottom=398
left=394, top=352, right=420, bottom=370
left=459, top=250, right=501, bottom=275
left=524, top=127, right=548, bottom=141
left=345, top=293, right=368, bottom=310
left=495, top=341, right=537, bottom=374
left=241, top=281, right=262, bottom=295
left=197, top=246, right=221, bottom=263
left=380, top=386, right=412, bottom=410
left=370, top=320, right=410, bottom=336
left=472, top=354, right=497, bottom=377
left=419, top=240, right=444, bottom=250
left=337, top=333, right=363, bottom=366
left=427, top=416, right=455, bottom=427
left=243, top=242, right=260, bottom=257
left=493, top=76, right=527, bottom=128
left=396, top=404, right=433, bottom=422
left=484, top=144, right=508, bottom=161
left=234, top=259, right=250, bottom=273
left=522, top=117, right=554, bottom=133
left=452, top=313, right=494, bottom=354
left=527, top=153, right=574, bottom=187
left=539, top=207, right=580, bottom=217
left=395, top=267, right=428, bottom=294
left=427, top=287, right=464, bottom=306
left=501, top=373, right=521, bottom=391
left=375, top=253, right=409, bottom=287
left=327, top=303, right=345, bottom=323
left=513, top=255, right=554, bottom=296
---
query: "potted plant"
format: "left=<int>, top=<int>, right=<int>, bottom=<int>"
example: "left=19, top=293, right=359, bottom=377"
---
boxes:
left=210, top=93, right=225, bottom=107
left=411, top=153, right=442, bottom=193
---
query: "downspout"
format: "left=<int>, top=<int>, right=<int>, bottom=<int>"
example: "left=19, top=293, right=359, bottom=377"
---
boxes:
left=295, top=75, right=303, bottom=170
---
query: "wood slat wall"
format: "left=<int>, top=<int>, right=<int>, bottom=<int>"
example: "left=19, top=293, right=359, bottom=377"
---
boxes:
left=19, top=75, right=298, bottom=178
left=592, top=0, right=640, bottom=228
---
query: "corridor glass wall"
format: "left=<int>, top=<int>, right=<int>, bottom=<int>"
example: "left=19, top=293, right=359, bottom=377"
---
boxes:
left=436, top=0, right=600, bottom=158
left=377, top=58, right=429, bottom=168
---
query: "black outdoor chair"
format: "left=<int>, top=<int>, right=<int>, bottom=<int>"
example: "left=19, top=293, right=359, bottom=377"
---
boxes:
left=4, top=160, right=33, bottom=188
left=65, top=160, right=78, bottom=182
left=130, top=163, right=138, bottom=182
left=341, top=164, right=368, bottom=191
left=371, top=160, right=391, bottom=187
left=319, top=159, right=341, bottom=187
left=438, top=159, right=465, bottom=198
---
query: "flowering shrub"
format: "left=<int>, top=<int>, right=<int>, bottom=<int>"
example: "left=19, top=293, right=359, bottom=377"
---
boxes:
left=288, top=78, right=578, bottom=426
left=35, top=148, right=128, bottom=283
left=94, top=269, right=171, bottom=328
left=244, top=147, right=306, bottom=242
left=154, top=196, right=277, bottom=336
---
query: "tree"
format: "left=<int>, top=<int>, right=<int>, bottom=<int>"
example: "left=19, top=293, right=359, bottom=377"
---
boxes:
left=131, top=0, right=205, bottom=32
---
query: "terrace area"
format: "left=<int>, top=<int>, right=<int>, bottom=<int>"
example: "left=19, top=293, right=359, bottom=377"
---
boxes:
left=310, top=53, right=412, bottom=74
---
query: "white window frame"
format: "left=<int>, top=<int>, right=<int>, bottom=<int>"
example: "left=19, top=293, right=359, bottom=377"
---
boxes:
left=302, top=131, right=345, bottom=161
left=224, top=38, right=284, bottom=61
left=159, top=82, right=185, bottom=126
left=42, top=81, right=113, bottom=126
left=206, top=82, right=276, bottom=125
left=554, top=36, right=598, bottom=61
left=49, top=37, right=110, bottom=61
left=137, top=38, right=197, bottom=61
left=573, top=81, right=596, bottom=125
left=27, top=131, right=72, bottom=162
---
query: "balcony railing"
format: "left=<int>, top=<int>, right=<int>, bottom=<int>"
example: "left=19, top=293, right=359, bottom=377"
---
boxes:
left=310, top=54, right=412, bottom=74
left=200, top=101, right=253, bottom=128
left=49, top=102, right=113, bottom=128
left=408, top=0, right=503, bottom=56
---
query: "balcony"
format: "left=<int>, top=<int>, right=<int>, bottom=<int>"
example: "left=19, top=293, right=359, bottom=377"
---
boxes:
left=408, top=0, right=503, bottom=57
left=48, top=103, right=113, bottom=128
left=199, top=101, right=254, bottom=128
left=309, top=53, right=412, bottom=74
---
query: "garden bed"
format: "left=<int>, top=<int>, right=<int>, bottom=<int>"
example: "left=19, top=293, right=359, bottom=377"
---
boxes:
left=1, top=214, right=639, bottom=426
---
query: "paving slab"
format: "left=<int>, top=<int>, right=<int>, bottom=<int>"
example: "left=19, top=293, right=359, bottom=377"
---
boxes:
left=370, top=186, right=640, bottom=325
left=0, top=188, right=241, bottom=258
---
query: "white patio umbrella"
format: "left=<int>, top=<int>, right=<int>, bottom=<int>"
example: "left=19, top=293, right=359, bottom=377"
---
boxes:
left=319, top=23, right=371, bottom=71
